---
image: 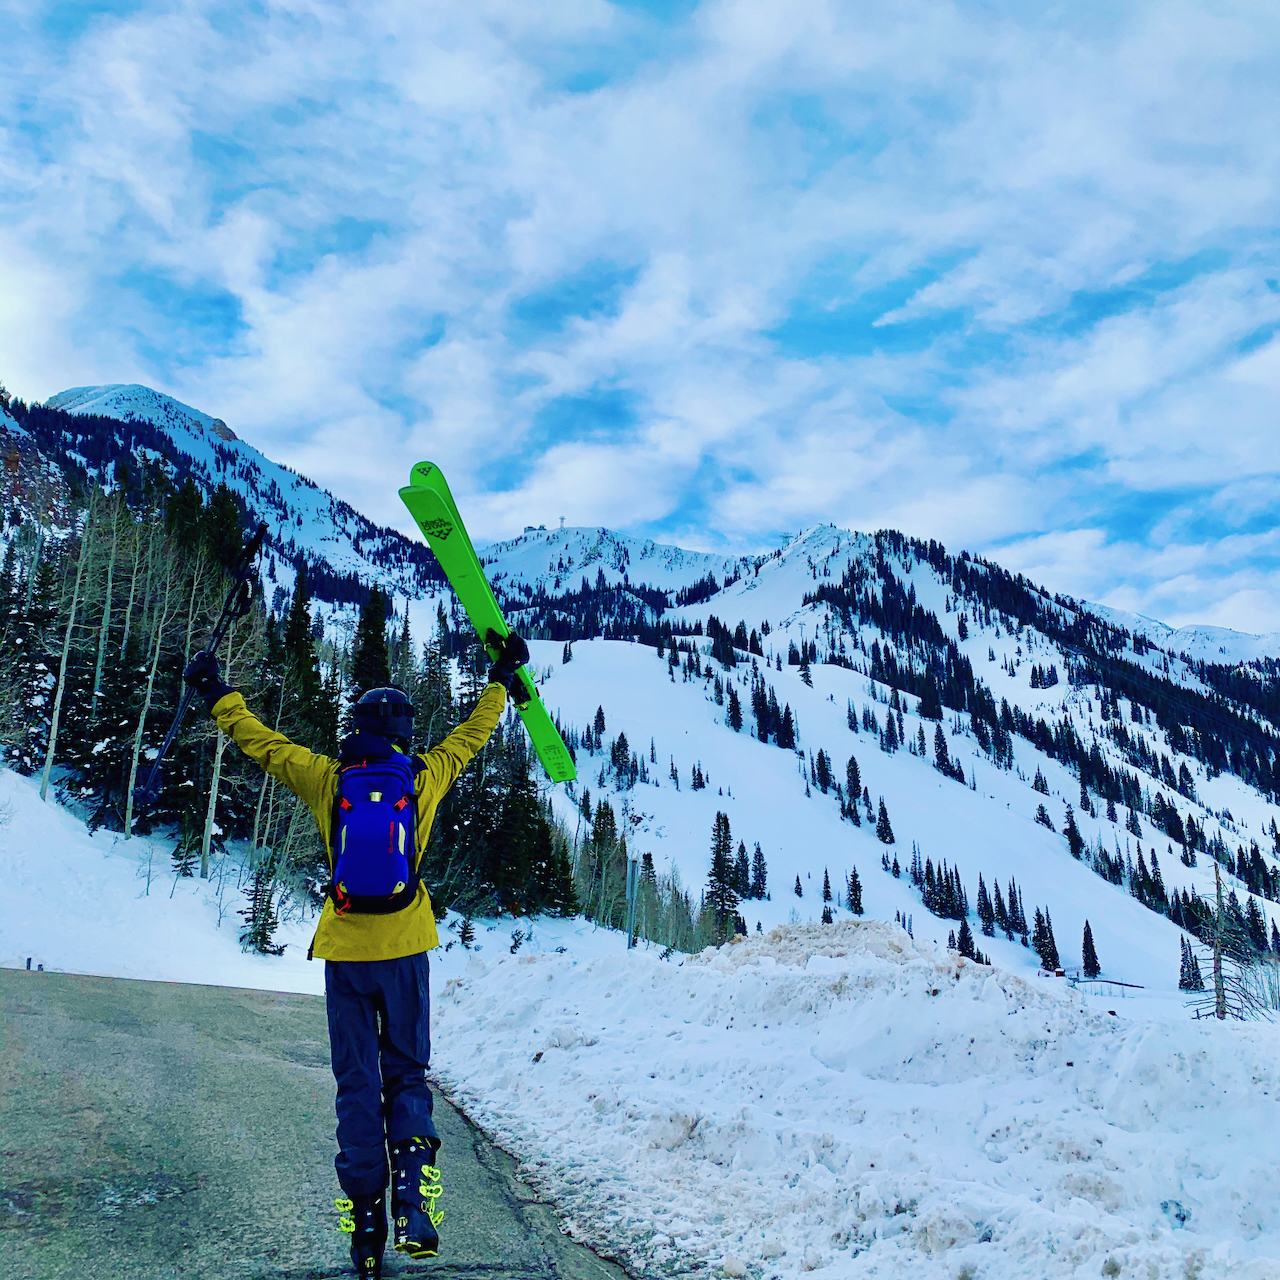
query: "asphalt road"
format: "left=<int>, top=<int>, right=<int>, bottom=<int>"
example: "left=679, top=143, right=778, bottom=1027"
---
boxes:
left=0, top=968, right=629, bottom=1280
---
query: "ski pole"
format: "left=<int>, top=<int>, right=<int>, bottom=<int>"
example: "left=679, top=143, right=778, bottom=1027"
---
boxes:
left=137, top=522, right=268, bottom=806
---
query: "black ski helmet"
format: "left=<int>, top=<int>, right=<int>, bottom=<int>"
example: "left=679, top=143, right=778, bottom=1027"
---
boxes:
left=353, top=686, right=414, bottom=745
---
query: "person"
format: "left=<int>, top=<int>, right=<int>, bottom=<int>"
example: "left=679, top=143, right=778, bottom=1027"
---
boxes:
left=184, top=628, right=530, bottom=1279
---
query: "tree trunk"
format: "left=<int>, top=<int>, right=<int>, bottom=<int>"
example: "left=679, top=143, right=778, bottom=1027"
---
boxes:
left=40, top=501, right=95, bottom=801
left=22, top=523, right=45, bottom=611
left=119, top=519, right=142, bottom=658
left=200, top=619, right=240, bottom=878
left=90, top=503, right=119, bottom=720
left=1213, top=862, right=1226, bottom=1020
left=183, top=549, right=211, bottom=666
left=124, top=554, right=174, bottom=839
left=250, top=679, right=289, bottom=866
left=200, top=729, right=228, bottom=879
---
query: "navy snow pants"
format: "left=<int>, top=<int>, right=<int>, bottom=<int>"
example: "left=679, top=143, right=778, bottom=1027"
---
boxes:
left=324, top=952, right=440, bottom=1196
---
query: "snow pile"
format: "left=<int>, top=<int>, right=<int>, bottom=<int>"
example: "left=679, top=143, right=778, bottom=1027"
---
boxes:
left=432, top=920, right=1280, bottom=1280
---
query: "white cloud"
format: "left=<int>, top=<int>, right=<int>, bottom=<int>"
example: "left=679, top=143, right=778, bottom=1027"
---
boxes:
left=2, top=0, right=1279, bottom=627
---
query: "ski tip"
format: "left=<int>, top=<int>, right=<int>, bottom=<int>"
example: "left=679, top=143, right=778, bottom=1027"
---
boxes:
left=409, top=461, right=438, bottom=487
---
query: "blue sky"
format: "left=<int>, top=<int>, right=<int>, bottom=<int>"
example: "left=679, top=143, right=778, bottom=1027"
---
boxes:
left=2, top=0, right=1279, bottom=630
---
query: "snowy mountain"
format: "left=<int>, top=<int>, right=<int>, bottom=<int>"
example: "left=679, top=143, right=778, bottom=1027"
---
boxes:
left=7, top=378, right=1280, bottom=1277
left=22, top=383, right=443, bottom=612
left=1087, top=601, right=1280, bottom=666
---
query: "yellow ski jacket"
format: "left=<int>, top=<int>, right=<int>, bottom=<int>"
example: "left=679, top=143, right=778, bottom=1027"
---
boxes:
left=211, top=683, right=507, bottom=961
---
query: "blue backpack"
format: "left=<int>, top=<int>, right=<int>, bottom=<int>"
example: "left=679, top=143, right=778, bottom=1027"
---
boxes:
left=328, top=753, right=424, bottom=915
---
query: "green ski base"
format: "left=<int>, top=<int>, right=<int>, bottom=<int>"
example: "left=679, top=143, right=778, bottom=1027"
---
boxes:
left=400, top=463, right=576, bottom=783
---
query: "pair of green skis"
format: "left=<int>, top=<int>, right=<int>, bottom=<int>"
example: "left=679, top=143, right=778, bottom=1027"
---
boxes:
left=399, top=463, right=576, bottom=783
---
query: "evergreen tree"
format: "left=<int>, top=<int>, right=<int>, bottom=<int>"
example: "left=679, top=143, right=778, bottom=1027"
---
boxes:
left=846, top=865, right=863, bottom=915
left=750, top=843, right=768, bottom=900
left=706, top=812, right=738, bottom=943
left=488, top=768, right=550, bottom=913
left=822, top=867, right=832, bottom=902
left=1063, top=804, right=1084, bottom=859
left=1082, top=920, right=1100, bottom=978
left=876, top=797, right=895, bottom=845
left=458, top=916, right=476, bottom=948
left=202, top=483, right=245, bottom=572
left=1178, top=936, right=1205, bottom=991
left=794, top=874, right=803, bottom=898
left=594, top=705, right=606, bottom=736
left=1035, top=803, right=1055, bottom=830
left=815, top=749, right=831, bottom=793
left=1032, top=907, right=1061, bottom=970
left=957, top=917, right=976, bottom=959
left=993, top=879, right=1008, bottom=935
left=918, top=678, right=943, bottom=720
left=170, top=810, right=201, bottom=878
left=283, top=561, right=324, bottom=738
left=977, top=874, right=995, bottom=937
left=734, top=840, right=751, bottom=898
left=727, top=684, right=743, bottom=732
left=777, top=704, right=796, bottom=749
left=846, top=753, right=861, bottom=797
left=349, top=586, right=390, bottom=700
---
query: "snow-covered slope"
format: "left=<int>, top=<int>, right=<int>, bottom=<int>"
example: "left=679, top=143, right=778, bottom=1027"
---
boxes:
left=481, top=524, right=754, bottom=595
left=42, top=383, right=439, bottom=608
left=1088, top=602, right=1280, bottom=666
left=47, top=383, right=239, bottom=440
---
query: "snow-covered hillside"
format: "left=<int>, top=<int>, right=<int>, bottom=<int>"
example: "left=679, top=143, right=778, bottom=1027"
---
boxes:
left=482, top=524, right=754, bottom=594
left=39, top=383, right=439, bottom=609
left=1088, top=602, right=1280, bottom=666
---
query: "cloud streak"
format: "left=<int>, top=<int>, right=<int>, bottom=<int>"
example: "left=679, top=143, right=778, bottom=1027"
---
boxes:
left=1, top=0, right=1278, bottom=629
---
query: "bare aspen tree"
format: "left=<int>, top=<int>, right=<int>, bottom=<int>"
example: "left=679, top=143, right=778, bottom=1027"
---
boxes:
left=199, top=619, right=240, bottom=879
left=201, top=729, right=229, bottom=879
left=124, top=551, right=176, bottom=839
left=1213, top=862, right=1227, bottom=1020
left=90, top=496, right=121, bottom=719
left=40, top=499, right=96, bottom=801
left=182, top=547, right=213, bottom=666
left=119, top=517, right=143, bottom=658
left=250, top=678, right=289, bottom=864
left=22, top=522, right=45, bottom=611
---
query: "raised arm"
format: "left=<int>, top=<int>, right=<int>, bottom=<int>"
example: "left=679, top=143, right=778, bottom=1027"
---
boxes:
left=418, top=683, right=508, bottom=798
left=185, top=652, right=336, bottom=815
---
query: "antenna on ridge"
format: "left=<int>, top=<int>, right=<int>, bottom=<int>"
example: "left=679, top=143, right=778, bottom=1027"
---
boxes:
left=559, top=516, right=565, bottom=530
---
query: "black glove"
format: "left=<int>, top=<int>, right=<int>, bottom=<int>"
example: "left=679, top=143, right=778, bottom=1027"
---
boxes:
left=184, top=650, right=233, bottom=712
left=486, top=629, right=530, bottom=696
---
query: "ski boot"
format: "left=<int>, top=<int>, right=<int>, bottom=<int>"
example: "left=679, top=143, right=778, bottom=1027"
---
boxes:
left=335, top=1191, right=387, bottom=1278
left=391, top=1136, right=443, bottom=1258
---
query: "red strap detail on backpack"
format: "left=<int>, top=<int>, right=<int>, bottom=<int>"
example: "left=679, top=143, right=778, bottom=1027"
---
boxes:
left=394, top=797, right=408, bottom=812
left=339, top=797, right=353, bottom=812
